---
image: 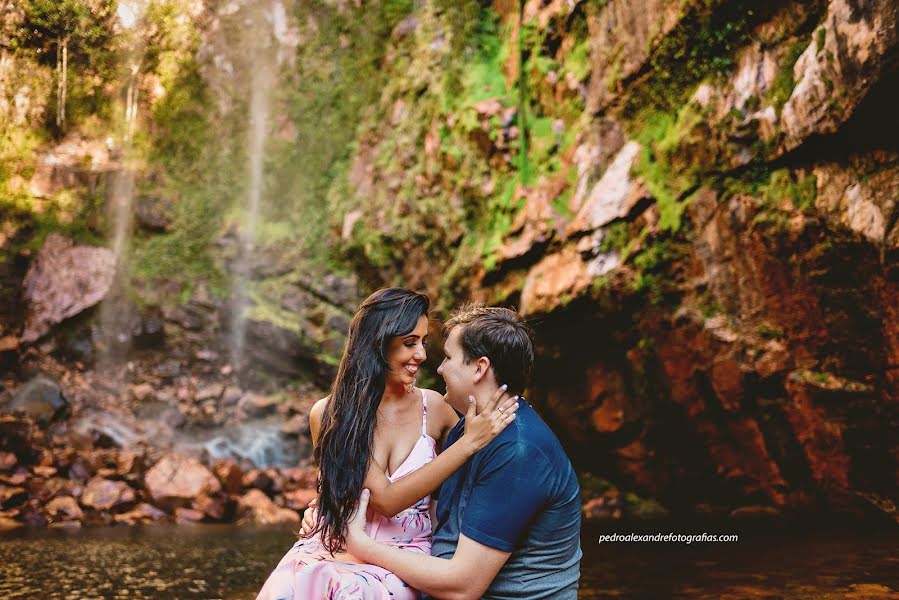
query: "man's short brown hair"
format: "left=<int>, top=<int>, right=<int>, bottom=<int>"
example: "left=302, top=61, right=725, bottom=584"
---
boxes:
left=443, top=304, right=534, bottom=395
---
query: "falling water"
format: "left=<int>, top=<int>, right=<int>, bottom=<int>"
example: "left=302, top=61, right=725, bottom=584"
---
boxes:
left=229, top=2, right=283, bottom=368
left=95, top=0, right=147, bottom=374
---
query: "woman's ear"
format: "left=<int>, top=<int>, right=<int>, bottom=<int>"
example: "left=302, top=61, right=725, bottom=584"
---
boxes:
left=473, top=356, right=492, bottom=383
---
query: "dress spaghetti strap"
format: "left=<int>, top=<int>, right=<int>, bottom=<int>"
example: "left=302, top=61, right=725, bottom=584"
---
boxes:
left=420, top=388, right=428, bottom=437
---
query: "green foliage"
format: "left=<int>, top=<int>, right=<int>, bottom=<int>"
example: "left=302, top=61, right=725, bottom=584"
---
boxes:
left=623, top=1, right=771, bottom=116
left=816, top=27, right=826, bottom=53
left=599, top=220, right=632, bottom=253
left=632, top=237, right=689, bottom=305
left=563, top=39, right=591, bottom=82
left=131, top=52, right=223, bottom=287
left=19, top=0, right=116, bottom=59
left=768, top=39, right=809, bottom=112
left=632, top=109, right=703, bottom=232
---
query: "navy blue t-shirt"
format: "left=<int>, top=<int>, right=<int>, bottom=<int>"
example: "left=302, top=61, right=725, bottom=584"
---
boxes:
left=427, top=401, right=582, bottom=599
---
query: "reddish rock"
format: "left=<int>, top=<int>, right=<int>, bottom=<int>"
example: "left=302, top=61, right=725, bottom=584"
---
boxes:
left=281, top=467, right=318, bottom=488
left=33, top=465, right=57, bottom=478
left=174, top=507, right=205, bottom=524
left=46, top=496, right=84, bottom=521
left=282, top=488, right=317, bottom=511
left=0, top=485, right=27, bottom=508
left=239, top=393, right=279, bottom=416
left=145, top=454, right=221, bottom=508
left=0, top=516, right=23, bottom=531
left=80, top=477, right=136, bottom=511
left=213, top=460, right=244, bottom=494
left=280, top=414, right=307, bottom=436
left=237, top=489, right=300, bottom=525
left=0, top=452, right=16, bottom=470
left=20, top=234, right=116, bottom=342
left=113, top=503, right=167, bottom=525
left=192, top=493, right=226, bottom=520
left=129, top=383, right=155, bottom=402
left=783, top=376, right=851, bottom=491
left=242, top=469, right=274, bottom=492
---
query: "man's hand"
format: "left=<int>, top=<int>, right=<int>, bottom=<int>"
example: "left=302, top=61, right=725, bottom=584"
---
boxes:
left=459, top=384, right=519, bottom=454
left=345, top=488, right=372, bottom=556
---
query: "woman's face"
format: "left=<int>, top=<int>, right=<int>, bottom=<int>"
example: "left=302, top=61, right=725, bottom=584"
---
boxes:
left=385, top=315, right=429, bottom=388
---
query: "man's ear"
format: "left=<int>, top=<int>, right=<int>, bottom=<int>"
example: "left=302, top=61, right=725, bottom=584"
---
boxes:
left=473, top=356, right=491, bottom=384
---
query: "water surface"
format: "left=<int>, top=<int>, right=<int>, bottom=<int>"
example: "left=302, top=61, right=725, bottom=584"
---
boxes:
left=1, top=520, right=897, bottom=599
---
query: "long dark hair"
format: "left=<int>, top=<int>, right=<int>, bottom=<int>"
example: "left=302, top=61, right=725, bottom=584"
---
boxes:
left=312, top=287, right=429, bottom=553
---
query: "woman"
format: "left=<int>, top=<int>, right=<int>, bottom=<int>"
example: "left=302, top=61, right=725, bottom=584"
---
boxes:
left=256, top=288, right=518, bottom=599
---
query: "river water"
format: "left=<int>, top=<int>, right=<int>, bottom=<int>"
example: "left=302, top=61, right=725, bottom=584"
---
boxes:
left=1, top=520, right=897, bottom=599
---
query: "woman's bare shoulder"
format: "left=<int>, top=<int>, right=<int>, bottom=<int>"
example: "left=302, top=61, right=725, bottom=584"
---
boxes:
left=309, top=397, right=329, bottom=442
left=421, top=388, right=459, bottom=431
left=311, top=397, right=329, bottom=418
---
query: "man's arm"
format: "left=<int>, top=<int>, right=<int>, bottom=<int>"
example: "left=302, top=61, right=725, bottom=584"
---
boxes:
left=347, top=490, right=510, bottom=600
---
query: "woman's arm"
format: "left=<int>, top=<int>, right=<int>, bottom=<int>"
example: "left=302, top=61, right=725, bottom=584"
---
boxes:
left=363, top=387, right=518, bottom=518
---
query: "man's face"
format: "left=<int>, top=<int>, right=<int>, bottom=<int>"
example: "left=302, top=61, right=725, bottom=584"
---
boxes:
left=437, top=326, right=478, bottom=413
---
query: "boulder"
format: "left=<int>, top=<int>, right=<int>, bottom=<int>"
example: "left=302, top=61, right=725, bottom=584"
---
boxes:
left=145, top=454, right=221, bottom=508
left=21, top=234, right=116, bottom=343
left=213, top=460, right=244, bottom=494
left=113, top=502, right=166, bottom=525
left=174, top=507, right=205, bottom=524
left=80, top=477, right=136, bottom=511
left=237, top=489, right=300, bottom=525
left=134, top=194, right=174, bottom=232
left=282, top=488, right=317, bottom=511
left=9, top=376, right=68, bottom=424
left=45, top=496, right=84, bottom=521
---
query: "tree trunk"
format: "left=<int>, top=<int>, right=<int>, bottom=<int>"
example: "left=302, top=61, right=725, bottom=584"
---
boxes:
left=60, top=37, right=68, bottom=131
left=55, top=37, right=62, bottom=129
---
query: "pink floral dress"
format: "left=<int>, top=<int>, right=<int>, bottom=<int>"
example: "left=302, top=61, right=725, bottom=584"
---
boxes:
left=256, top=390, right=436, bottom=600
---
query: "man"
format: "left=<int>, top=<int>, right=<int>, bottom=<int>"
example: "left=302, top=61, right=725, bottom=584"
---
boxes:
left=345, top=305, right=582, bottom=599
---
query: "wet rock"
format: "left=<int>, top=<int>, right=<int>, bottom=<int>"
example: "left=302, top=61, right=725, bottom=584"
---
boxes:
left=134, top=194, right=174, bottom=232
left=280, top=414, right=307, bottom=436
left=129, top=383, right=155, bottom=403
left=0, top=452, right=16, bottom=470
left=21, top=234, right=116, bottom=343
left=282, top=488, right=317, bottom=511
left=80, top=476, right=136, bottom=511
left=174, top=506, right=205, bottom=524
left=730, top=505, right=782, bottom=519
left=0, top=516, right=23, bottom=531
left=9, top=376, right=68, bottom=424
left=45, top=496, right=84, bottom=521
left=781, top=0, right=899, bottom=152
left=0, top=485, right=27, bottom=508
left=113, top=502, right=167, bottom=525
left=568, top=141, right=647, bottom=234
left=156, top=359, right=182, bottom=379
left=32, top=465, right=56, bottom=478
left=165, top=305, right=206, bottom=331
left=195, top=383, right=223, bottom=402
left=213, top=460, right=243, bottom=494
left=145, top=453, right=221, bottom=508
left=241, top=319, right=317, bottom=378
left=237, top=489, right=300, bottom=525
left=192, top=493, right=226, bottom=520
left=239, top=393, right=278, bottom=417
left=242, top=468, right=274, bottom=493
left=131, top=307, right=166, bottom=349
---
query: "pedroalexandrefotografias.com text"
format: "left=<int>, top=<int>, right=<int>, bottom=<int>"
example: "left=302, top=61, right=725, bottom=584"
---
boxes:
left=598, top=532, right=739, bottom=544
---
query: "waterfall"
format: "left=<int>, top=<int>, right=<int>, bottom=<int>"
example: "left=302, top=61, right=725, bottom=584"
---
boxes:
left=228, top=1, right=283, bottom=369
left=94, top=1, right=147, bottom=375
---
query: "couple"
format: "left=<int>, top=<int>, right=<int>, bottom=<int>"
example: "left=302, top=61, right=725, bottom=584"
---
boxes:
left=256, top=288, right=582, bottom=599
